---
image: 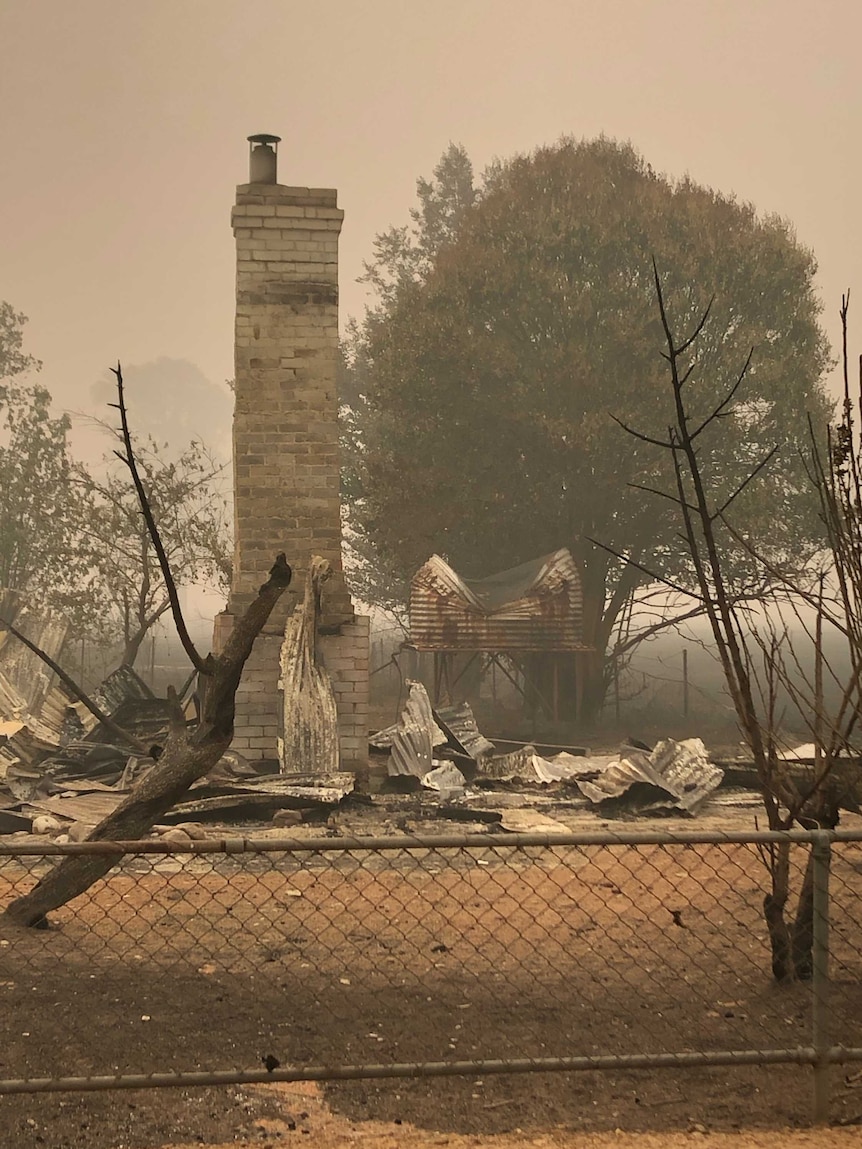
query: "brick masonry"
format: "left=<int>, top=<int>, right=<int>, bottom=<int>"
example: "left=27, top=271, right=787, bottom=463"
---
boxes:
left=215, top=154, right=369, bottom=767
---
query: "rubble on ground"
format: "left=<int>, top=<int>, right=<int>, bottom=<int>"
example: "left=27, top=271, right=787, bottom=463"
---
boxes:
left=0, top=615, right=842, bottom=844
left=0, top=656, right=357, bottom=841
left=574, top=738, right=723, bottom=815
left=363, top=683, right=732, bottom=827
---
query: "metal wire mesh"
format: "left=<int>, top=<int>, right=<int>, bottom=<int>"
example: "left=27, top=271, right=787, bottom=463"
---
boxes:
left=0, top=829, right=859, bottom=1113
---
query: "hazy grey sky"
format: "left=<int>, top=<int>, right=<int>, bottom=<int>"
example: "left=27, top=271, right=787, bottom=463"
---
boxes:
left=1, top=0, right=859, bottom=421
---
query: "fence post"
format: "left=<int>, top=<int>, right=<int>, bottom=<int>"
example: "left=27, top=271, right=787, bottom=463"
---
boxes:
left=682, top=648, right=689, bottom=718
left=811, top=830, right=832, bottom=1123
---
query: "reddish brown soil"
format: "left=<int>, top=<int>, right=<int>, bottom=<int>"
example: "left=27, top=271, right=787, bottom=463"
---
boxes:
left=0, top=830, right=860, bottom=1148
left=167, top=1081, right=862, bottom=1149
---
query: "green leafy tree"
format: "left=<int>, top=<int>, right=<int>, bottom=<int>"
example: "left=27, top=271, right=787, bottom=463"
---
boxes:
left=345, top=138, right=832, bottom=719
left=0, top=304, right=98, bottom=628
left=359, top=142, right=478, bottom=308
left=0, top=301, right=39, bottom=379
left=341, top=143, right=480, bottom=609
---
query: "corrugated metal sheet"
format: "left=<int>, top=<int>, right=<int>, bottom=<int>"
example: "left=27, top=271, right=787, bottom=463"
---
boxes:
left=0, top=597, right=74, bottom=769
left=434, top=701, right=496, bottom=760
left=577, top=738, right=724, bottom=815
left=40, top=685, right=98, bottom=740
left=370, top=711, right=447, bottom=752
left=0, top=592, right=70, bottom=728
left=387, top=680, right=438, bottom=778
left=92, top=665, right=155, bottom=716
left=409, top=549, right=591, bottom=652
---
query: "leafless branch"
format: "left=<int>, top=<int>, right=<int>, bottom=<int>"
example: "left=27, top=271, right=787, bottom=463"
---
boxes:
left=711, top=446, right=780, bottom=521
left=612, top=602, right=709, bottom=656
left=109, top=363, right=210, bottom=676
left=584, top=537, right=704, bottom=601
left=609, top=413, right=673, bottom=449
left=689, top=347, right=755, bottom=442
left=627, top=480, right=699, bottom=513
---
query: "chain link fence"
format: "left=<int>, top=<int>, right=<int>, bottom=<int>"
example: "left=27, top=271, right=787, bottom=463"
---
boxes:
left=0, top=829, right=860, bottom=1124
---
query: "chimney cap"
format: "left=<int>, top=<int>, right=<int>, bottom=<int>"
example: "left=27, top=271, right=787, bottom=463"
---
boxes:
left=247, top=133, right=281, bottom=145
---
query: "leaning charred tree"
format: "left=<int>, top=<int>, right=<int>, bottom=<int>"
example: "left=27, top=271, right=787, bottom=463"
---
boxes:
left=4, top=554, right=291, bottom=928
left=3, top=365, right=293, bottom=928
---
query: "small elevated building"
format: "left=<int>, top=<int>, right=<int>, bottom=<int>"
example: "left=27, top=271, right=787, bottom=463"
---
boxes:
left=409, top=548, right=594, bottom=721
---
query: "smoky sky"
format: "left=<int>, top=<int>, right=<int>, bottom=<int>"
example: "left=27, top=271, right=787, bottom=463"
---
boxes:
left=1, top=0, right=858, bottom=424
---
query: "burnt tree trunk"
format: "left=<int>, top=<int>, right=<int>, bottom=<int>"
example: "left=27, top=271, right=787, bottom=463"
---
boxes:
left=4, top=554, right=292, bottom=929
left=763, top=841, right=794, bottom=982
left=120, top=627, right=148, bottom=669
left=791, top=849, right=815, bottom=981
left=578, top=647, right=610, bottom=724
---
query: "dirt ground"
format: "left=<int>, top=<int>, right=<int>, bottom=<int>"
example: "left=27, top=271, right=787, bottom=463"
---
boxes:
left=0, top=801, right=861, bottom=1149
left=162, top=1081, right=862, bottom=1149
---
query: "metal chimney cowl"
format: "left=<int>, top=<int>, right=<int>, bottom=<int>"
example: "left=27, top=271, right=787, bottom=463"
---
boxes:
left=247, top=133, right=281, bottom=184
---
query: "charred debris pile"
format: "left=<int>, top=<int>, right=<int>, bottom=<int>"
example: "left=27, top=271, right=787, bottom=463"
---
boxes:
left=370, top=681, right=729, bottom=830
left=0, top=662, right=353, bottom=842
left=0, top=656, right=840, bottom=842
left=367, top=683, right=862, bottom=829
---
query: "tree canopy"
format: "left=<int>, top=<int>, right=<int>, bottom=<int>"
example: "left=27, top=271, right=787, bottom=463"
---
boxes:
left=344, top=138, right=833, bottom=712
left=1, top=303, right=230, bottom=667
left=0, top=304, right=96, bottom=626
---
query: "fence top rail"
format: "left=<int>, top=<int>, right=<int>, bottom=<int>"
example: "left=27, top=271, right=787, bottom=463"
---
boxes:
left=0, top=827, right=859, bottom=857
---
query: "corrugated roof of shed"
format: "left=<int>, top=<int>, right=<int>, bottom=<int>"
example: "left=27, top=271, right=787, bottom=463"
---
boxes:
left=409, top=548, right=593, bottom=652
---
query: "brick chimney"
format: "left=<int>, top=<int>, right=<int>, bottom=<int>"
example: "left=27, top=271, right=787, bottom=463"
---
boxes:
left=215, top=134, right=369, bottom=768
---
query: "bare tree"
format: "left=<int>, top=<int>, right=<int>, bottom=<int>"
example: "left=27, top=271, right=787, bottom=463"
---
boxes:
left=604, top=266, right=859, bottom=981
left=73, top=428, right=231, bottom=667
left=3, top=365, right=291, bottom=928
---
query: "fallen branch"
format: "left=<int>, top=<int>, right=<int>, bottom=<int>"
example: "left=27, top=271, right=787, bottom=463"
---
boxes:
left=0, top=618, right=148, bottom=755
